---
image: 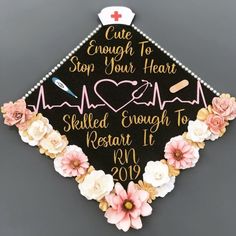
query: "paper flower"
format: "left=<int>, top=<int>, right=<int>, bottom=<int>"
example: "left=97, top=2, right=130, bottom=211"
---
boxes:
left=39, top=130, right=68, bottom=158
left=99, top=197, right=110, bottom=212
left=143, top=161, right=170, bottom=187
left=75, top=165, right=95, bottom=184
left=205, top=113, right=228, bottom=137
left=79, top=170, right=114, bottom=201
left=182, top=132, right=205, bottom=149
left=186, top=120, right=211, bottom=142
left=54, top=145, right=89, bottom=177
left=164, top=136, right=200, bottom=169
left=19, top=114, right=52, bottom=146
left=1, top=99, right=35, bottom=130
left=207, top=133, right=222, bottom=141
left=105, top=182, right=152, bottom=232
left=212, top=94, right=236, bottom=120
left=160, top=159, right=180, bottom=177
left=197, top=107, right=212, bottom=121
left=136, top=180, right=158, bottom=203
left=156, top=176, right=175, bottom=198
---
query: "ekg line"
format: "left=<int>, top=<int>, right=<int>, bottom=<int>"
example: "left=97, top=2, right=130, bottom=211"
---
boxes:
left=28, top=81, right=207, bottom=114
left=134, top=81, right=207, bottom=109
left=28, top=85, right=105, bottom=114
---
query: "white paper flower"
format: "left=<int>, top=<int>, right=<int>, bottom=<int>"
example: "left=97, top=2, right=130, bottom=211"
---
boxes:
left=79, top=170, right=114, bottom=201
left=19, top=114, right=52, bottom=146
left=207, top=133, right=220, bottom=141
left=143, top=161, right=170, bottom=188
left=39, top=130, right=68, bottom=158
left=156, top=176, right=175, bottom=198
left=186, top=120, right=211, bottom=142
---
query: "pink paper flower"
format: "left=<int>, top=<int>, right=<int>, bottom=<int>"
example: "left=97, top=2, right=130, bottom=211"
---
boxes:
left=164, top=136, right=199, bottom=169
left=54, top=145, right=89, bottom=177
left=212, top=94, right=236, bottom=121
left=206, top=113, right=227, bottom=137
left=105, top=182, right=152, bottom=232
left=1, top=99, right=34, bottom=130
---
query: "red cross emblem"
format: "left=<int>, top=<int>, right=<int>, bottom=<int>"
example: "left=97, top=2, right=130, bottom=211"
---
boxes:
left=111, top=11, right=122, bottom=21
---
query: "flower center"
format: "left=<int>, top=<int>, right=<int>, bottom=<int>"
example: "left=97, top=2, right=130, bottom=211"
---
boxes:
left=94, top=182, right=101, bottom=191
left=51, top=139, right=59, bottom=146
left=155, top=173, right=163, bottom=180
left=174, top=149, right=184, bottom=161
left=194, top=129, right=203, bottom=136
left=72, top=160, right=80, bottom=168
left=123, top=200, right=134, bottom=211
left=13, top=112, right=23, bottom=120
left=213, top=118, right=221, bottom=126
left=222, top=103, right=228, bottom=109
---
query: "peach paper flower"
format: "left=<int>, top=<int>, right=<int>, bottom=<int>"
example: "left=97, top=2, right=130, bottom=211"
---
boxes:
left=39, top=130, right=68, bottom=158
left=105, top=182, right=152, bottom=232
left=206, top=113, right=228, bottom=137
left=54, top=145, right=89, bottom=177
left=212, top=94, right=236, bottom=121
left=164, top=136, right=199, bottom=169
left=1, top=99, right=35, bottom=130
left=19, top=114, right=52, bottom=146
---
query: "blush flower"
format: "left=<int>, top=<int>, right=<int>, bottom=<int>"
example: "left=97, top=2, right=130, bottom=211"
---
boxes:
left=206, top=113, right=228, bottom=137
left=39, top=130, right=68, bottom=158
left=105, top=182, right=152, bottom=232
left=19, top=114, right=52, bottom=146
left=54, top=145, right=89, bottom=177
left=79, top=170, right=114, bottom=201
left=164, top=136, right=200, bottom=169
left=1, top=99, right=35, bottom=130
left=212, top=94, right=236, bottom=120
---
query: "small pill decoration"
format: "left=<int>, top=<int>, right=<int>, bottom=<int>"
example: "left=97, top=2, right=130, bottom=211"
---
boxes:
left=169, top=79, right=189, bottom=93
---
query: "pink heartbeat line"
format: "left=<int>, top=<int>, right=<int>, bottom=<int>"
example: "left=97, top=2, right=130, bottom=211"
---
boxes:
left=134, top=81, right=208, bottom=109
left=28, top=80, right=207, bottom=114
left=28, top=85, right=105, bottom=113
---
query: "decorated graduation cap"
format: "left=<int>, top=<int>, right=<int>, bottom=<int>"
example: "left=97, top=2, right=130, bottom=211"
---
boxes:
left=1, top=6, right=236, bottom=232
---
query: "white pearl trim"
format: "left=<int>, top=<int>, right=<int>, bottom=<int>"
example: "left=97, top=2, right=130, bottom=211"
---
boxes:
left=22, top=24, right=102, bottom=99
left=22, top=23, right=221, bottom=99
left=132, top=24, right=221, bottom=97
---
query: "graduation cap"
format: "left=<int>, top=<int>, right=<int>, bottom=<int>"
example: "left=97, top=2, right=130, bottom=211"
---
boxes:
left=1, top=6, right=236, bottom=232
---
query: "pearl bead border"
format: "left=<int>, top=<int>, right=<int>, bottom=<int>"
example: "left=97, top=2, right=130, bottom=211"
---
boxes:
left=132, top=24, right=221, bottom=97
left=22, top=24, right=102, bottom=99
left=22, top=23, right=220, bottom=99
